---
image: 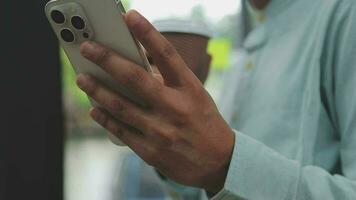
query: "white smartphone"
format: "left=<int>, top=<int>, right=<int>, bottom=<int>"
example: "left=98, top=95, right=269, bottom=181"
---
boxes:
left=45, top=0, right=151, bottom=146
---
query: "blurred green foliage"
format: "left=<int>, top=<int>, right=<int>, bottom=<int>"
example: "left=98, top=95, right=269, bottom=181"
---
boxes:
left=208, top=38, right=232, bottom=70
left=60, top=49, right=90, bottom=108
left=121, top=0, right=131, bottom=9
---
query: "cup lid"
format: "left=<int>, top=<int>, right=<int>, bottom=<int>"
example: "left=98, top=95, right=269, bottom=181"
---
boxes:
left=153, top=19, right=213, bottom=38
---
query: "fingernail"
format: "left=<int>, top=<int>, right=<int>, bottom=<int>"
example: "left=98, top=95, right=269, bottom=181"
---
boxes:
left=127, top=10, right=142, bottom=27
left=90, top=108, right=99, bottom=121
left=80, top=41, right=97, bottom=58
left=76, top=74, right=90, bottom=90
left=90, top=108, right=104, bottom=124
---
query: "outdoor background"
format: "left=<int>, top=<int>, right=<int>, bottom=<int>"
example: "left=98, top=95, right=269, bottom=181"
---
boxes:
left=63, top=1, right=242, bottom=200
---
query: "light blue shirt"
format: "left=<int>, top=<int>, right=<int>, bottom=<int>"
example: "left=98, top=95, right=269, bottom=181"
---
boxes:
left=164, top=0, right=356, bottom=199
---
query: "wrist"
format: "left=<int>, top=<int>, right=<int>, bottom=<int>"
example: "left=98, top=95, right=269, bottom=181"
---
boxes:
left=204, top=162, right=230, bottom=194
left=203, top=130, right=235, bottom=194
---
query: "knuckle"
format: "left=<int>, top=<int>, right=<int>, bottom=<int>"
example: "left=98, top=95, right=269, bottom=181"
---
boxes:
left=125, top=68, right=146, bottom=86
left=99, top=113, right=109, bottom=128
left=155, top=83, right=165, bottom=96
left=149, top=82, right=165, bottom=103
left=116, top=123, right=131, bottom=140
left=178, top=105, right=191, bottom=117
left=173, top=106, right=193, bottom=127
left=146, top=124, right=160, bottom=136
left=140, top=25, right=154, bottom=45
left=189, top=82, right=206, bottom=96
left=106, top=120, right=120, bottom=135
left=163, top=135, right=180, bottom=148
left=124, top=115, right=140, bottom=128
left=150, top=126, right=179, bottom=147
left=114, top=126, right=125, bottom=139
left=164, top=128, right=179, bottom=143
left=109, top=98, right=125, bottom=114
left=95, top=48, right=112, bottom=67
left=158, top=43, right=176, bottom=61
left=171, top=102, right=191, bottom=118
left=131, top=18, right=153, bottom=44
left=83, top=78, right=97, bottom=96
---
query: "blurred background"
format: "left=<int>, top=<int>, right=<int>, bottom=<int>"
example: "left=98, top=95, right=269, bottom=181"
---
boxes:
left=64, top=1, right=241, bottom=200
left=1, top=0, right=242, bottom=200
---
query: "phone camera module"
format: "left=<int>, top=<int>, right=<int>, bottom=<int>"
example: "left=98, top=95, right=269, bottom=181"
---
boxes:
left=51, top=10, right=65, bottom=24
left=60, top=29, right=75, bottom=43
left=71, top=16, right=86, bottom=30
left=83, top=32, right=89, bottom=39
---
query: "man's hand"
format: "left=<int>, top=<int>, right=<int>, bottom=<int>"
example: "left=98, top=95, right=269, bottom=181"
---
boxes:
left=76, top=10, right=235, bottom=194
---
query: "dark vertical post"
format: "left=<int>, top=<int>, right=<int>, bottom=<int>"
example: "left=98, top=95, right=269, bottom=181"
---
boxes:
left=0, top=0, right=63, bottom=200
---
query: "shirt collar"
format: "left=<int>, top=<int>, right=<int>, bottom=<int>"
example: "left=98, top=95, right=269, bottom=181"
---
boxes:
left=259, top=0, right=294, bottom=18
left=244, top=0, right=295, bottom=18
left=239, top=0, right=295, bottom=51
left=246, top=0, right=266, bottom=29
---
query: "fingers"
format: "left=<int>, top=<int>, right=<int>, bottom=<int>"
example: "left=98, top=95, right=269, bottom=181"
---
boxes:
left=125, top=10, right=191, bottom=86
left=89, top=107, right=149, bottom=154
left=80, top=41, right=163, bottom=103
left=90, top=107, right=170, bottom=169
left=77, top=74, right=151, bottom=132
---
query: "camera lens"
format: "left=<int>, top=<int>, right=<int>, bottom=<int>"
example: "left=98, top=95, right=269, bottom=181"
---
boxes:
left=83, top=32, right=89, bottom=38
left=60, top=29, right=75, bottom=43
left=71, top=16, right=86, bottom=30
left=51, top=10, right=65, bottom=24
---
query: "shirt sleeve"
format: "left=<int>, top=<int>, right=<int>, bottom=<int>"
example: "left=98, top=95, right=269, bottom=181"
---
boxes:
left=210, top=1, right=356, bottom=200
left=208, top=128, right=356, bottom=200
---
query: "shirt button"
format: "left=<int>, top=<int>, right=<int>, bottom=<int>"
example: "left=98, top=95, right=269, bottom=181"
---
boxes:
left=245, top=59, right=254, bottom=70
left=258, top=14, right=266, bottom=23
